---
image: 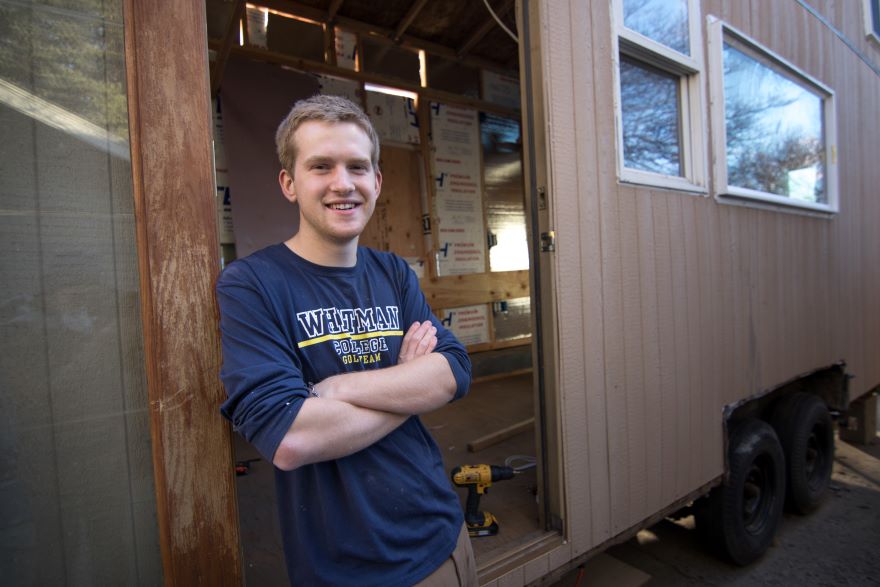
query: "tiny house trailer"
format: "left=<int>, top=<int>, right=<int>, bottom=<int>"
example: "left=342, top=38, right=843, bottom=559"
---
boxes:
left=1, top=0, right=878, bottom=584
left=211, top=0, right=880, bottom=582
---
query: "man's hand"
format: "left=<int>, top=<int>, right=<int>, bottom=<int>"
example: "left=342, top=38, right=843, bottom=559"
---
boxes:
left=312, top=319, right=455, bottom=415
left=398, top=320, right=437, bottom=364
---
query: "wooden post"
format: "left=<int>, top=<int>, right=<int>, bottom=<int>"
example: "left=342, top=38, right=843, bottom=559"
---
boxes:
left=123, top=1, right=242, bottom=584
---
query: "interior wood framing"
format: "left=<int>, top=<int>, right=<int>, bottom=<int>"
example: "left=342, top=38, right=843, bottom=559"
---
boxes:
left=208, top=2, right=530, bottom=354
left=252, top=0, right=516, bottom=74
left=206, top=40, right=519, bottom=118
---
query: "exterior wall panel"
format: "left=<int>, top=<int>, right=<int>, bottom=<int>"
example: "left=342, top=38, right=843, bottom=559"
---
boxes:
left=541, top=0, right=880, bottom=563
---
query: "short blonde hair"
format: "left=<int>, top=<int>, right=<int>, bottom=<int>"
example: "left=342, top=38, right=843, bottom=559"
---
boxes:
left=275, top=94, right=380, bottom=173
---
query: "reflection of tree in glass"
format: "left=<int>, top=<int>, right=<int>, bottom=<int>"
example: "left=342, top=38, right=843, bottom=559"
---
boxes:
left=0, top=2, right=129, bottom=141
left=623, top=0, right=689, bottom=55
left=723, top=44, right=825, bottom=202
left=728, top=135, right=823, bottom=201
left=620, top=57, right=681, bottom=176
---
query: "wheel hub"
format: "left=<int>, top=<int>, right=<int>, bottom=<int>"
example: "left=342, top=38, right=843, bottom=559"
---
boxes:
left=743, top=457, right=774, bottom=534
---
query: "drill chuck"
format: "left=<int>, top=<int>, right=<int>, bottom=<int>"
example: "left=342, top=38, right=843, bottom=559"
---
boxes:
left=451, top=464, right=515, bottom=490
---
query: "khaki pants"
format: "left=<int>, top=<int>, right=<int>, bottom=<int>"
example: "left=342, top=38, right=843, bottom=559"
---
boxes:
left=414, top=524, right=478, bottom=587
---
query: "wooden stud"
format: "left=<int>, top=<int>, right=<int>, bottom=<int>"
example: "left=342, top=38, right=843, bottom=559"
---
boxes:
left=211, top=0, right=245, bottom=96
left=241, top=3, right=251, bottom=47
left=327, top=0, right=345, bottom=21
left=417, top=96, right=440, bottom=279
left=465, top=337, right=532, bottom=354
left=421, top=270, right=530, bottom=308
left=123, top=0, right=241, bottom=583
left=324, top=22, right=337, bottom=66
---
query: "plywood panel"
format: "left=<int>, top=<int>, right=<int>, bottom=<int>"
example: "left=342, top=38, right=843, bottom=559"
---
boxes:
left=651, top=193, right=678, bottom=506
left=681, top=197, right=703, bottom=489
left=530, top=2, right=880, bottom=581
left=590, top=0, right=629, bottom=536
left=566, top=0, right=611, bottom=552
left=523, top=553, right=550, bottom=584
left=636, top=190, right=663, bottom=514
left=619, top=188, right=647, bottom=524
left=691, top=197, right=712, bottom=483
left=701, top=199, right=725, bottom=476
left=542, top=0, right=600, bottom=556
left=666, top=195, right=692, bottom=496
left=755, top=210, right=775, bottom=387
left=548, top=541, right=573, bottom=576
left=360, top=145, right=425, bottom=258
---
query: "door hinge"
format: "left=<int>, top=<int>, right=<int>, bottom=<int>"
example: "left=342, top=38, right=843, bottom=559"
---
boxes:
left=540, top=230, right=556, bottom=253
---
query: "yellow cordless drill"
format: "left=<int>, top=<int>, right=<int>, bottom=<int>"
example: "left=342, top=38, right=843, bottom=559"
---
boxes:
left=451, top=464, right=516, bottom=537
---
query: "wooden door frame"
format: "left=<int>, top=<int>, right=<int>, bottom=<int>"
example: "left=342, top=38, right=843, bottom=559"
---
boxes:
left=123, top=1, right=242, bottom=584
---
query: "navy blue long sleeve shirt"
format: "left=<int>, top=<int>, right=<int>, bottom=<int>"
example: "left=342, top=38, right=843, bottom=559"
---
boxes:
left=217, top=244, right=471, bottom=586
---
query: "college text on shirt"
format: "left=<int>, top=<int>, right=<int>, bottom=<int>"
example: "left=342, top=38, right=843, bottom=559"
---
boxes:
left=296, top=306, right=402, bottom=364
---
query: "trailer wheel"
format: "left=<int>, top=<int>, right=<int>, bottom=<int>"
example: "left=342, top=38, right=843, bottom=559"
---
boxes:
left=699, top=419, right=785, bottom=565
left=770, top=392, right=834, bottom=514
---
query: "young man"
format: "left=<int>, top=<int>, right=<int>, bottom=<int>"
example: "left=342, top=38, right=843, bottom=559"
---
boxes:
left=217, top=95, right=476, bottom=586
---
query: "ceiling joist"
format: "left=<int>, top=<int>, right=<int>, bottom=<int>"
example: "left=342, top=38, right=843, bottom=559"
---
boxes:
left=457, top=0, right=513, bottom=60
left=252, top=0, right=516, bottom=73
left=327, top=0, right=344, bottom=21
left=208, top=39, right=520, bottom=118
left=210, top=0, right=246, bottom=95
left=393, top=0, right=430, bottom=43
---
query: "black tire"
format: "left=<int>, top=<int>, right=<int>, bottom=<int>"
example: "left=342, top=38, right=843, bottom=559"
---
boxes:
left=770, top=392, right=834, bottom=514
left=699, top=419, right=786, bottom=566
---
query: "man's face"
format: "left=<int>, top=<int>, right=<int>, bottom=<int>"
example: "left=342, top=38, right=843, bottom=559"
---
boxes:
left=279, top=120, right=381, bottom=246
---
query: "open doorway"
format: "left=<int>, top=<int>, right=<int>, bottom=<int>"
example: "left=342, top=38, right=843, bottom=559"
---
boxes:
left=205, top=1, right=543, bottom=582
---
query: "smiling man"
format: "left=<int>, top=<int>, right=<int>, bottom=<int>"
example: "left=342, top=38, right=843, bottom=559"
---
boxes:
left=216, top=95, right=476, bottom=586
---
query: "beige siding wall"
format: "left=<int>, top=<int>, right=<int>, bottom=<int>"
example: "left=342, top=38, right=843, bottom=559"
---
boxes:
left=539, top=0, right=880, bottom=560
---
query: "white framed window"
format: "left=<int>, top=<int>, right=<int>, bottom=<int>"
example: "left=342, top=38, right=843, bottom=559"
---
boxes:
left=707, top=18, right=838, bottom=214
left=865, top=0, right=880, bottom=42
left=612, top=0, right=707, bottom=192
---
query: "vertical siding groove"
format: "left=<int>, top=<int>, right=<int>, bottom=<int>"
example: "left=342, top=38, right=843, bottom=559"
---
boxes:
left=637, top=191, right=663, bottom=514
left=554, top=0, right=595, bottom=553
left=681, top=198, right=703, bottom=488
left=620, top=189, right=647, bottom=525
left=652, top=193, right=678, bottom=505
left=580, top=0, right=613, bottom=544
left=666, top=195, right=690, bottom=495
left=582, top=0, right=630, bottom=536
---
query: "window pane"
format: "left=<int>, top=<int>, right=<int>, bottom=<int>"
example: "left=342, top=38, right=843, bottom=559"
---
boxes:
left=0, top=2, right=162, bottom=583
left=723, top=42, right=826, bottom=203
left=872, top=0, right=880, bottom=36
left=623, top=0, right=690, bottom=55
left=620, top=57, right=682, bottom=176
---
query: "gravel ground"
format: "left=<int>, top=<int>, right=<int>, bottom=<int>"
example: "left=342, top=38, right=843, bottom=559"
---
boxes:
left=554, top=433, right=880, bottom=587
